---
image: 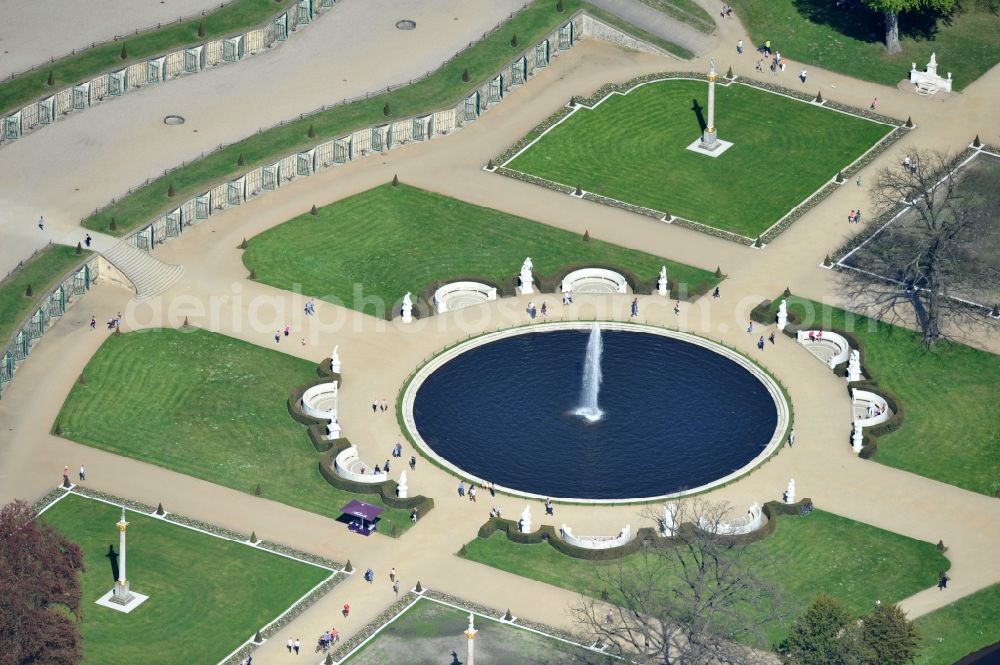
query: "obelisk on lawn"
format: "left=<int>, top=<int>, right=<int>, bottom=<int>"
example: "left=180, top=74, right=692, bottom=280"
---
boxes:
left=700, top=59, right=719, bottom=150
left=110, top=508, right=134, bottom=605
left=465, top=612, right=478, bottom=665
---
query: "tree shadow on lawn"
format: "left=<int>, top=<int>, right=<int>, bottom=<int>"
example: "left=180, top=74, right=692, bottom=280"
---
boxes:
left=789, top=0, right=947, bottom=43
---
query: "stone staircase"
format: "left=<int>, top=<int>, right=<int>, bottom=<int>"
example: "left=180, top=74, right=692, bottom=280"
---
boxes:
left=100, top=241, right=184, bottom=301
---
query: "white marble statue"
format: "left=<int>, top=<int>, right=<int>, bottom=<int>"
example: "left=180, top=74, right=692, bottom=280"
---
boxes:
left=657, top=266, right=668, bottom=297
left=661, top=502, right=678, bottom=537
left=852, top=421, right=864, bottom=453
left=777, top=299, right=788, bottom=329
left=519, top=505, right=532, bottom=533
left=397, top=471, right=408, bottom=499
left=468, top=612, right=476, bottom=633
left=847, top=349, right=862, bottom=382
left=330, top=345, right=341, bottom=373
left=401, top=292, right=414, bottom=323
left=519, top=257, right=535, bottom=295
left=784, top=478, right=796, bottom=504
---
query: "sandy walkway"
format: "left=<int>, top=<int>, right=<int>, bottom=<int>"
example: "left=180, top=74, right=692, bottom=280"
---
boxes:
left=0, top=0, right=226, bottom=80
left=1, top=4, right=999, bottom=661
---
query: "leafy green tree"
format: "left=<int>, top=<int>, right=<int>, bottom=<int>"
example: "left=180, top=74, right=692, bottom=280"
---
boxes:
left=859, top=602, right=920, bottom=664
left=781, top=595, right=865, bottom=665
left=859, top=0, right=956, bottom=53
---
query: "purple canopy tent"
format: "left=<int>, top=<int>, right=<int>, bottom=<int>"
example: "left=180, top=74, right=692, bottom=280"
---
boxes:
left=341, top=499, right=384, bottom=536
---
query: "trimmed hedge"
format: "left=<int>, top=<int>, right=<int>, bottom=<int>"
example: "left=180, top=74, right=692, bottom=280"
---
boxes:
left=287, top=363, right=435, bottom=516
left=474, top=499, right=814, bottom=560
left=318, top=444, right=435, bottom=514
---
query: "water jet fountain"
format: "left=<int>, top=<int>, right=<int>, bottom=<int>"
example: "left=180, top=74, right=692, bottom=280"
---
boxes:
left=573, top=324, right=604, bottom=422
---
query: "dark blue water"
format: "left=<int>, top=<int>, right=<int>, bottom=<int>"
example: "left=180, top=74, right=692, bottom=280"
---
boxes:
left=412, top=330, right=778, bottom=499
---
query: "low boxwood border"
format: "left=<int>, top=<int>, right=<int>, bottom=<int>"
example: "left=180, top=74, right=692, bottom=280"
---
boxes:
left=467, top=498, right=814, bottom=560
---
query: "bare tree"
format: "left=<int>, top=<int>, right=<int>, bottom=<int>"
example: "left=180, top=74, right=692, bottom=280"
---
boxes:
left=570, top=500, right=783, bottom=665
left=841, top=149, right=997, bottom=346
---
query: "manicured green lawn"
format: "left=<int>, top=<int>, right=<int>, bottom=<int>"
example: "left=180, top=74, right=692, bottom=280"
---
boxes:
left=731, top=0, right=1000, bottom=90
left=41, top=493, right=330, bottom=665
left=345, top=598, right=607, bottom=664
left=55, top=327, right=412, bottom=533
left=773, top=296, right=1000, bottom=496
left=243, top=183, right=719, bottom=315
left=914, top=584, right=1000, bottom=665
left=1, top=0, right=293, bottom=118
left=506, top=79, right=890, bottom=237
left=0, top=244, right=88, bottom=345
left=463, top=509, right=948, bottom=646
left=82, top=1, right=690, bottom=238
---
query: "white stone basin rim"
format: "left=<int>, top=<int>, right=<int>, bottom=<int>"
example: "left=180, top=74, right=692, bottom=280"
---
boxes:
left=334, top=445, right=387, bottom=484
left=301, top=381, right=339, bottom=420
left=559, top=268, right=629, bottom=294
left=401, top=321, right=791, bottom=504
left=433, top=281, right=498, bottom=314
left=796, top=329, right=850, bottom=369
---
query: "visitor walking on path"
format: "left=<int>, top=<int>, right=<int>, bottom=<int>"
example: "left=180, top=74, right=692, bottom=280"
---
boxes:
left=393, top=579, right=400, bottom=596
left=737, top=39, right=743, bottom=54
left=458, top=481, right=465, bottom=498
left=90, top=316, right=96, bottom=330
left=372, top=400, right=378, bottom=414
left=37, top=216, right=44, bottom=231
left=855, top=209, right=862, bottom=224
left=364, top=568, right=374, bottom=583
left=342, top=603, right=351, bottom=618
left=390, top=568, right=397, bottom=582
left=287, top=639, right=294, bottom=653
left=469, top=485, right=477, bottom=502
left=545, top=498, right=554, bottom=515
left=409, top=456, right=416, bottom=470
left=62, top=465, right=69, bottom=486
left=630, top=298, right=639, bottom=318
left=274, top=330, right=280, bottom=344
left=870, top=97, right=878, bottom=110
left=757, top=336, right=765, bottom=351
left=938, top=574, right=949, bottom=589
left=713, top=286, right=720, bottom=298
left=768, top=331, right=776, bottom=344
left=293, top=638, right=300, bottom=655
left=78, top=465, right=85, bottom=481
left=84, top=234, right=92, bottom=248
left=747, top=321, right=753, bottom=334
left=799, top=68, right=807, bottom=83
left=849, top=210, right=856, bottom=224
left=674, top=301, right=681, bottom=315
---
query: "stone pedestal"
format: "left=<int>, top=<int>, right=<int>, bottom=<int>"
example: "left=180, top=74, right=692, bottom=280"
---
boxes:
left=465, top=614, right=478, bottom=665
left=397, top=471, right=408, bottom=499
left=909, top=52, right=953, bottom=93
left=852, top=422, right=864, bottom=454
left=657, top=267, right=668, bottom=296
left=326, top=419, right=341, bottom=441
left=518, top=272, right=534, bottom=295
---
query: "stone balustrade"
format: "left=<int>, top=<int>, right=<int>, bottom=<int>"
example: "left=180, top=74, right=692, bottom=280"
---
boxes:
left=852, top=388, right=891, bottom=427
left=333, top=445, right=385, bottom=484
left=796, top=329, right=850, bottom=369
left=433, top=281, right=498, bottom=314
left=301, top=381, right=338, bottom=420
left=697, top=503, right=763, bottom=535
left=559, top=523, right=631, bottom=549
left=559, top=268, right=628, bottom=294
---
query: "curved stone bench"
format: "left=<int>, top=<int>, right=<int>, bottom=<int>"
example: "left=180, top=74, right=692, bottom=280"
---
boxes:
left=301, top=381, right=339, bottom=420
left=559, top=523, right=631, bottom=549
left=333, top=445, right=386, bottom=484
left=559, top=268, right=628, bottom=294
left=697, top=503, right=764, bottom=535
left=433, top=281, right=498, bottom=314
left=852, top=389, right=892, bottom=426
left=796, top=330, right=850, bottom=369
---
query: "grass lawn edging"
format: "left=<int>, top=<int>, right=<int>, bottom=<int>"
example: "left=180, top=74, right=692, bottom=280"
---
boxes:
left=494, top=72, right=907, bottom=245
left=0, top=0, right=311, bottom=144
left=81, top=2, right=683, bottom=243
left=33, top=486, right=345, bottom=665
left=467, top=498, right=813, bottom=561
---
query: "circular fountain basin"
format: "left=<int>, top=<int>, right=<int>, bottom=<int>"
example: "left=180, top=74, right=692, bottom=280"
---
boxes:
left=301, top=382, right=339, bottom=420
left=403, top=323, right=787, bottom=502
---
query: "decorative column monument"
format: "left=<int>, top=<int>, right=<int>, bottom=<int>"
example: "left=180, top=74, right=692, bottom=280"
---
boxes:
left=96, top=508, right=148, bottom=612
left=657, top=266, right=668, bottom=297
left=688, top=59, right=734, bottom=157
left=777, top=299, right=788, bottom=329
left=112, top=508, right=133, bottom=605
left=464, top=612, right=479, bottom=665
left=518, top=257, right=535, bottom=295
left=401, top=293, right=414, bottom=323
